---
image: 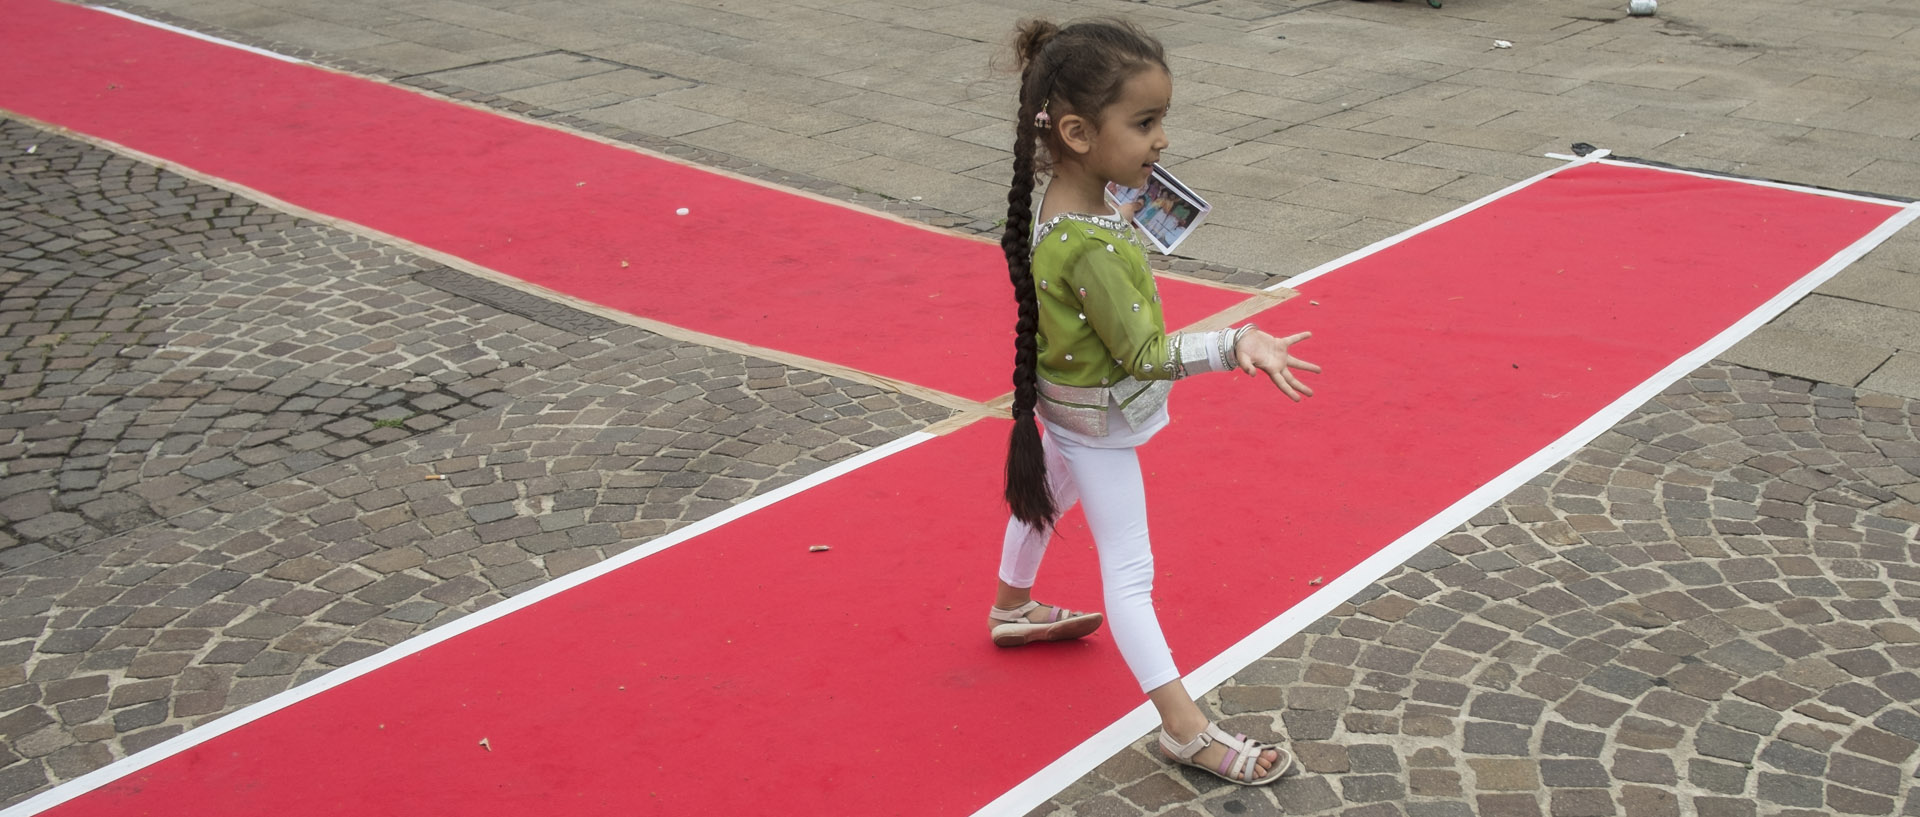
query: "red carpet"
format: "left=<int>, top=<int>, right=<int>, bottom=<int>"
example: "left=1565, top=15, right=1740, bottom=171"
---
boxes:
left=0, top=0, right=1243, bottom=404
left=26, top=155, right=1908, bottom=815
left=4, top=2, right=1914, bottom=816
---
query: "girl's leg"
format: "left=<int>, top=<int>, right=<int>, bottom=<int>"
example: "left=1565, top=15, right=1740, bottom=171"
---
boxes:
left=994, top=432, right=1080, bottom=614
left=1050, top=442, right=1177, bottom=688
left=1055, top=441, right=1280, bottom=778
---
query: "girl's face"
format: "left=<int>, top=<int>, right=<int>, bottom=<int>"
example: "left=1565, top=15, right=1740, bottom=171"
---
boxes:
left=1086, top=66, right=1172, bottom=190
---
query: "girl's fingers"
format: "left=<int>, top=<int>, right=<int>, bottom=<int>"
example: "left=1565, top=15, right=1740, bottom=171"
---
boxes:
left=1278, top=331, right=1312, bottom=345
left=1288, top=356, right=1322, bottom=374
left=1260, top=362, right=1315, bottom=400
left=1270, top=369, right=1301, bottom=401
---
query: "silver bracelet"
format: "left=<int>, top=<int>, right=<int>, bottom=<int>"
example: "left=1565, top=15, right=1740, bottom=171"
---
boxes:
left=1174, top=329, right=1240, bottom=377
left=1225, top=324, right=1256, bottom=371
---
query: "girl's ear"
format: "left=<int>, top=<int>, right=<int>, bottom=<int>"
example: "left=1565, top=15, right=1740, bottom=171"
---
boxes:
left=1056, top=113, right=1095, bottom=156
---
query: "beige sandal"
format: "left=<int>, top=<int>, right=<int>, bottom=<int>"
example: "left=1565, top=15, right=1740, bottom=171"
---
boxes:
left=988, top=601, right=1103, bottom=647
left=1160, top=724, right=1295, bottom=786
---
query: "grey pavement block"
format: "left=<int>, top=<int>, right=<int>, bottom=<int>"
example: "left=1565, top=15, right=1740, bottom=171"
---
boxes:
left=1171, top=224, right=1338, bottom=282
left=1195, top=192, right=1359, bottom=240
left=1197, top=89, right=1342, bottom=128
left=815, top=122, right=1003, bottom=174
left=1816, top=265, right=1920, bottom=314
left=1719, top=325, right=1893, bottom=387
left=1449, top=67, right=1586, bottom=97
left=1495, top=110, right=1688, bottom=156
left=589, top=42, right=861, bottom=107
left=466, top=19, right=631, bottom=53
left=1357, top=113, right=1555, bottom=156
left=653, top=84, right=866, bottom=138
left=1160, top=127, right=1238, bottom=164
left=495, top=52, right=620, bottom=80
left=256, top=0, right=416, bottom=28
left=1191, top=140, right=1297, bottom=168
left=819, top=90, right=999, bottom=138
left=1428, top=173, right=1517, bottom=203
left=815, top=68, right=985, bottom=107
left=1861, top=351, right=1920, bottom=400
left=575, top=98, right=732, bottom=139
left=1383, top=142, right=1567, bottom=180
left=379, top=19, right=544, bottom=59
left=570, top=69, right=698, bottom=99
left=339, top=41, right=480, bottom=76
left=1277, top=179, right=1455, bottom=227
left=168, top=2, right=305, bottom=32
left=1258, top=123, right=1422, bottom=160
left=418, top=63, right=554, bottom=94
left=1775, top=295, right=1920, bottom=351
left=1850, top=158, right=1920, bottom=199
left=1268, top=149, right=1467, bottom=195
left=809, top=155, right=1005, bottom=216
left=674, top=121, right=870, bottom=174
left=949, top=122, right=1012, bottom=152
left=1358, top=84, right=1522, bottom=129
left=251, top=16, right=395, bottom=53
left=706, top=40, right=880, bottom=80
left=1161, top=157, right=1319, bottom=201
left=492, top=82, right=632, bottom=113
left=1314, top=217, right=1417, bottom=252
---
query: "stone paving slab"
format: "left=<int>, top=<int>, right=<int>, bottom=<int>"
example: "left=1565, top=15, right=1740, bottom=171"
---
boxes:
left=98, top=0, right=1920, bottom=393
left=4, top=0, right=1920, bottom=814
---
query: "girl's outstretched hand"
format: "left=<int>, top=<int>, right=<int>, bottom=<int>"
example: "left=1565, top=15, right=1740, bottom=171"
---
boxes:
left=1236, top=329, right=1320, bottom=401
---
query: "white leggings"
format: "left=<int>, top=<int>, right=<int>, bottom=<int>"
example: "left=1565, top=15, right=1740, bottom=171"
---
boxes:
left=998, top=431, right=1179, bottom=692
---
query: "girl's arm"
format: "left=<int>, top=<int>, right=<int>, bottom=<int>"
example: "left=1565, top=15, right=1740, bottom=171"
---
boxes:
left=1232, top=329, right=1320, bottom=401
left=1072, top=248, right=1321, bottom=396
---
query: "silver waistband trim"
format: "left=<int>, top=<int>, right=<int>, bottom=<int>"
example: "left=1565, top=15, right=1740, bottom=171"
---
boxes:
left=1036, top=377, right=1172, bottom=437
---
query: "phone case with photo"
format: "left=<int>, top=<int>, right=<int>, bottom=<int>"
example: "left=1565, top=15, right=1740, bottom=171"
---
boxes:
left=1106, top=164, right=1212, bottom=254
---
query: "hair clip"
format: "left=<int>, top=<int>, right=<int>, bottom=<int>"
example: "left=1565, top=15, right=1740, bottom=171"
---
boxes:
left=1033, top=100, right=1052, bottom=130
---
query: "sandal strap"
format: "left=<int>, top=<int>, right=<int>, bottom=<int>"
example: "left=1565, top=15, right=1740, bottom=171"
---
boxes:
left=1158, top=727, right=1213, bottom=761
left=1218, top=742, right=1240, bottom=777
left=1222, top=733, right=1262, bottom=781
left=988, top=601, right=1042, bottom=623
left=1162, top=725, right=1279, bottom=783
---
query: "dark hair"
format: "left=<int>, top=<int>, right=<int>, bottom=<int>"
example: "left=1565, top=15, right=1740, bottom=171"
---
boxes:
left=1002, top=19, right=1168, bottom=528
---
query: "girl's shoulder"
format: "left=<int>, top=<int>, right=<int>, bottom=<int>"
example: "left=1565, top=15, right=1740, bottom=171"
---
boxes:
left=1034, top=211, right=1131, bottom=246
left=1033, top=212, right=1146, bottom=271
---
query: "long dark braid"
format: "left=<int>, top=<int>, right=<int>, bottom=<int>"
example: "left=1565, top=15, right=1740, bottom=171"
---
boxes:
left=1001, top=18, right=1166, bottom=529
left=1002, top=20, right=1057, bottom=529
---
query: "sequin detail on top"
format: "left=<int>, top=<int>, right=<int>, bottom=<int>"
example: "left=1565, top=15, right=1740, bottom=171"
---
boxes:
left=1031, top=211, right=1134, bottom=247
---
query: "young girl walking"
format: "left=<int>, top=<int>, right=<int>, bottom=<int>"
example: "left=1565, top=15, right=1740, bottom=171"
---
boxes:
left=987, top=18, right=1321, bottom=787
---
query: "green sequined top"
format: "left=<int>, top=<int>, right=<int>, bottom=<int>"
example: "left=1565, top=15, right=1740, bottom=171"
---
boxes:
left=1030, top=212, right=1178, bottom=437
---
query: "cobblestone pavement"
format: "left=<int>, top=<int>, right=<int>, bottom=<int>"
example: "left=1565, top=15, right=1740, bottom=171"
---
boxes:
left=0, top=123, right=947, bottom=803
left=1039, top=366, right=1920, bottom=817
left=3, top=0, right=1920, bottom=815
